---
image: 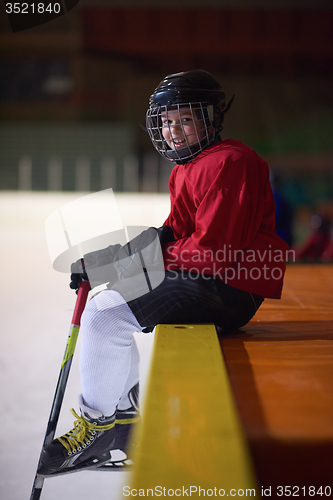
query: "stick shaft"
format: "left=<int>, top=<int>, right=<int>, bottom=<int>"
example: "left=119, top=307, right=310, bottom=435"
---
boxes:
left=29, top=281, right=90, bottom=500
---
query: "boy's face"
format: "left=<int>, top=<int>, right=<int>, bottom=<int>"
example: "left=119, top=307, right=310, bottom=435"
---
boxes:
left=161, top=107, right=206, bottom=150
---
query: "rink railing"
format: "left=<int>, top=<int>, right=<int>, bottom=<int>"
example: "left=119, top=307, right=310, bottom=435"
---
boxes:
left=17, top=153, right=173, bottom=193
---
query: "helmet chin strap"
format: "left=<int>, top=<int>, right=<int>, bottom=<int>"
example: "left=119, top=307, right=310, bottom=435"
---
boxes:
left=166, top=145, right=200, bottom=164
left=166, top=128, right=216, bottom=165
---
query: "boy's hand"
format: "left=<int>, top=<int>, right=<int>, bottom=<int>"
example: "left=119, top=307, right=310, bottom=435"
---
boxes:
left=69, top=259, right=90, bottom=293
left=69, top=243, right=121, bottom=293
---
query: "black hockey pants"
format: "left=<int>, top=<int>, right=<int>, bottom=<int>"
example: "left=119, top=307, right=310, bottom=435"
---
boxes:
left=125, top=270, right=264, bottom=334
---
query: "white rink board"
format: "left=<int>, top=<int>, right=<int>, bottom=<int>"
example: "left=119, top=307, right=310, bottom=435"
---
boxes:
left=0, top=191, right=170, bottom=500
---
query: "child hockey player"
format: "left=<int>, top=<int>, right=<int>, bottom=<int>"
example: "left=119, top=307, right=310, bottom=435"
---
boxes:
left=39, top=70, right=288, bottom=474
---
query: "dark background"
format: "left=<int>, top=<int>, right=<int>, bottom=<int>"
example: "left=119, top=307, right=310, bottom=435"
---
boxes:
left=1, top=0, right=333, bottom=246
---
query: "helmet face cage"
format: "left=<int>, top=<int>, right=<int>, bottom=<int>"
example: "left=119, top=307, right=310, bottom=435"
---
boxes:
left=146, top=102, right=216, bottom=164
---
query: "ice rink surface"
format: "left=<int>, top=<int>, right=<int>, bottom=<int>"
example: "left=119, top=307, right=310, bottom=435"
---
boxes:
left=0, top=191, right=170, bottom=500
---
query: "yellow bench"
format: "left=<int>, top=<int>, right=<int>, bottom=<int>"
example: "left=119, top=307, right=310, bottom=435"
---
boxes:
left=129, top=324, right=258, bottom=497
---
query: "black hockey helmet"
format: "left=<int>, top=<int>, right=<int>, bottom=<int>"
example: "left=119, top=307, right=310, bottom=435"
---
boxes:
left=146, top=70, right=232, bottom=164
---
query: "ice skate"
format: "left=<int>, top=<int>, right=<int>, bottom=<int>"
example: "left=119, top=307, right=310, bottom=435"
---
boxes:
left=114, top=382, right=141, bottom=455
left=95, top=383, right=141, bottom=470
left=38, top=395, right=116, bottom=476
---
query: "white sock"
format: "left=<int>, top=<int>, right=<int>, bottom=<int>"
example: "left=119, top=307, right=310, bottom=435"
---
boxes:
left=79, top=290, right=142, bottom=417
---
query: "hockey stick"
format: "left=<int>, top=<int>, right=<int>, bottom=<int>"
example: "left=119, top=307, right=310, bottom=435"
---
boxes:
left=29, top=279, right=90, bottom=500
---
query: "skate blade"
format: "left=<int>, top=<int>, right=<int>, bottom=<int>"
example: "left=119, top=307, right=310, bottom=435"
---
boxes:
left=94, top=448, right=134, bottom=471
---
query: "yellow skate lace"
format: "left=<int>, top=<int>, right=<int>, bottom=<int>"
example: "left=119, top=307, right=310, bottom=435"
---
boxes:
left=115, top=414, right=141, bottom=425
left=57, top=409, right=115, bottom=454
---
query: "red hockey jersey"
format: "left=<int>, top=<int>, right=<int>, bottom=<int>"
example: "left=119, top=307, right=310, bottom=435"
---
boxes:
left=163, top=139, right=289, bottom=299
